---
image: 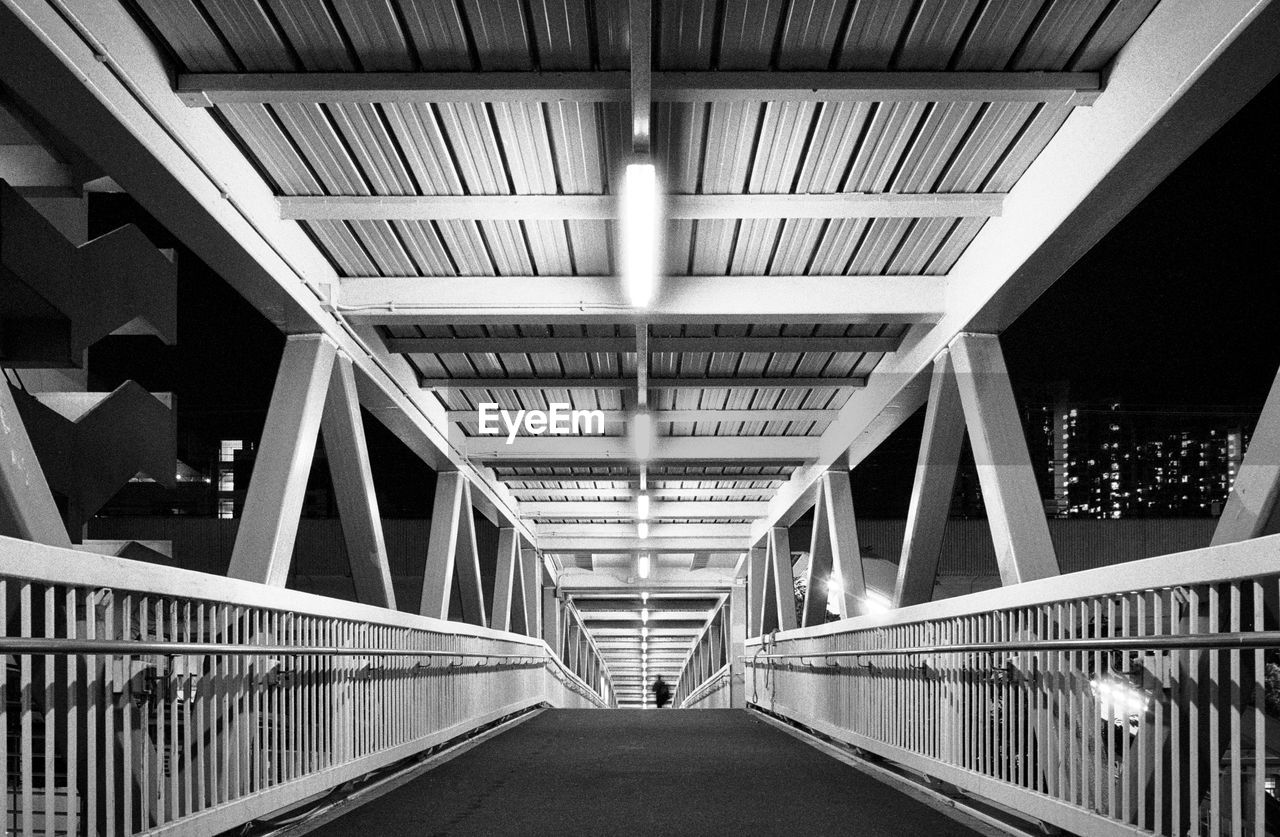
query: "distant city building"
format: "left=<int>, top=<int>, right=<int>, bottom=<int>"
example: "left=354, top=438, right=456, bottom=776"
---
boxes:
left=1025, top=396, right=1253, bottom=519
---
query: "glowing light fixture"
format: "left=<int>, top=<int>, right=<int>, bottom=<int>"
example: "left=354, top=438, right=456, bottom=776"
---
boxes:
left=632, top=411, right=655, bottom=462
left=637, top=552, right=651, bottom=578
left=636, top=492, right=651, bottom=520
left=620, top=163, right=660, bottom=307
left=641, top=591, right=649, bottom=603
left=637, top=521, right=650, bottom=541
left=641, top=608, right=649, bottom=623
left=642, top=626, right=650, bottom=639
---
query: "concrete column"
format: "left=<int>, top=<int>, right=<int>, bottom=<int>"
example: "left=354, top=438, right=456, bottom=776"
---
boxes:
left=729, top=581, right=747, bottom=707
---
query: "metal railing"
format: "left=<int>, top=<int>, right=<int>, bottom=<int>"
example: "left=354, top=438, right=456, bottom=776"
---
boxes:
left=0, top=534, right=610, bottom=836
left=747, top=532, right=1280, bottom=837
left=674, top=596, right=731, bottom=709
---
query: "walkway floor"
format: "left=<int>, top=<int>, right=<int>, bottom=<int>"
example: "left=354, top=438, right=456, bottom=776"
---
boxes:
left=307, top=709, right=981, bottom=836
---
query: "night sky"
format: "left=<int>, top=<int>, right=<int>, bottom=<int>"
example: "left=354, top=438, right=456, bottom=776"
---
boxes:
left=86, top=74, right=1280, bottom=518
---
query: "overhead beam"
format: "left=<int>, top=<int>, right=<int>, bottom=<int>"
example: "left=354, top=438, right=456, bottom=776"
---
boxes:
left=541, top=536, right=748, bottom=552
left=279, top=192, right=1001, bottom=221
left=520, top=501, right=767, bottom=518
left=750, top=0, right=1280, bottom=546
left=395, top=336, right=901, bottom=356
left=336, top=275, right=945, bottom=325
left=538, top=523, right=750, bottom=538
left=426, top=376, right=865, bottom=391
left=176, top=70, right=1100, bottom=107
left=465, top=436, right=816, bottom=461
left=450, top=408, right=838, bottom=427
left=508, top=487, right=778, bottom=499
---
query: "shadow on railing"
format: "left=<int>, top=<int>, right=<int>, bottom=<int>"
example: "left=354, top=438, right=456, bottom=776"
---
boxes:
left=747, top=533, right=1280, bottom=837
left=674, top=595, right=732, bottom=709
left=0, top=534, right=607, bottom=836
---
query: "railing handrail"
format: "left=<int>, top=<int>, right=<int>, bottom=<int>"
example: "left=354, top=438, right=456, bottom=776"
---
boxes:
left=747, top=630, right=1280, bottom=659
left=0, top=638, right=550, bottom=659
left=673, top=594, right=729, bottom=704
left=681, top=662, right=731, bottom=707
left=749, top=531, right=1280, bottom=645
left=0, top=533, right=543, bottom=646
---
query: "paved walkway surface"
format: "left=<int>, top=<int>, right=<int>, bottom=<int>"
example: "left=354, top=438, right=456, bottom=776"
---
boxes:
left=307, top=709, right=981, bottom=836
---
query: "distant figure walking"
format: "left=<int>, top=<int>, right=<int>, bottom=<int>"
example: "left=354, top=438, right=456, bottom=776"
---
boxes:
left=652, top=675, right=671, bottom=708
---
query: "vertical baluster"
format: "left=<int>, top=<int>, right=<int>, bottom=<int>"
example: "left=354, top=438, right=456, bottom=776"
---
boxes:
left=182, top=602, right=193, bottom=819
left=154, top=599, right=166, bottom=829
left=118, top=595, right=133, bottom=836
left=1137, top=593, right=1148, bottom=831
left=1254, top=581, right=1267, bottom=837
left=1190, top=587, right=1201, bottom=837
left=1093, top=598, right=1103, bottom=814
left=1153, top=592, right=1164, bottom=836
left=41, top=586, right=54, bottom=837
left=0, top=581, right=7, bottom=836
left=1228, top=582, right=1241, bottom=837
left=63, top=587, right=77, bottom=837
left=1171, top=588, right=1182, bottom=837
left=195, top=602, right=207, bottom=813
left=132, top=597, right=142, bottom=833
left=20, top=582, right=33, bottom=837
left=1208, top=585, right=1220, bottom=837
left=1121, top=596, right=1132, bottom=822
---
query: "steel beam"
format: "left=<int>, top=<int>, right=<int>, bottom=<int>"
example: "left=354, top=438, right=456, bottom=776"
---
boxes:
left=465, top=436, right=816, bottom=461
left=429, top=376, right=865, bottom=391
left=540, top=536, right=748, bottom=552
left=802, top=471, right=866, bottom=624
left=321, top=354, right=396, bottom=609
left=893, top=352, right=966, bottom=608
left=950, top=334, right=1059, bottom=586
left=763, top=527, right=797, bottom=633
left=520, top=501, right=767, bottom=518
left=490, top=527, right=521, bottom=632
left=399, top=336, right=901, bottom=356
left=1213, top=363, right=1280, bottom=545
left=421, top=472, right=487, bottom=626
left=337, top=275, right=945, bottom=325
left=228, top=335, right=336, bottom=587
left=748, top=0, right=1280, bottom=547
left=176, top=70, right=1100, bottom=107
left=279, top=192, right=1000, bottom=221
left=0, top=379, right=72, bottom=546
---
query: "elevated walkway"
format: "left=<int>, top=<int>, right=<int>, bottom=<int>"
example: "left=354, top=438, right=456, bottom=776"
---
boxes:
left=308, top=709, right=981, bottom=837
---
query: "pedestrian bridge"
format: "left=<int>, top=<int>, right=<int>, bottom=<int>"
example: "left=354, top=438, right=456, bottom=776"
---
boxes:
left=1, top=0, right=1279, bottom=834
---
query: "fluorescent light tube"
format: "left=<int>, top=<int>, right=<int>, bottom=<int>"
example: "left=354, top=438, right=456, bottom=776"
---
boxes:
left=620, top=163, right=660, bottom=307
